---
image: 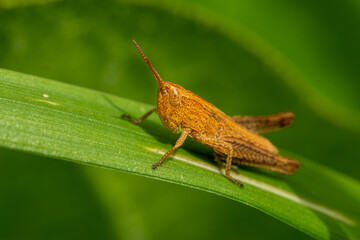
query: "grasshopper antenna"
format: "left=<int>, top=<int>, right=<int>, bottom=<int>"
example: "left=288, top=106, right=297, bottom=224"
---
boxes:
left=133, top=40, right=165, bottom=91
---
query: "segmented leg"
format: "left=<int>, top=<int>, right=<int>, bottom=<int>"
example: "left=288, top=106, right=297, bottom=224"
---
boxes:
left=213, top=153, right=240, bottom=173
left=199, top=136, right=244, bottom=188
left=121, top=108, right=156, bottom=124
left=152, top=129, right=190, bottom=169
left=225, top=147, right=244, bottom=188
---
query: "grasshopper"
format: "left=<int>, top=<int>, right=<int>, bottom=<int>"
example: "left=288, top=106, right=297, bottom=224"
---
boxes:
left=122, top=40, right=300, bottom=187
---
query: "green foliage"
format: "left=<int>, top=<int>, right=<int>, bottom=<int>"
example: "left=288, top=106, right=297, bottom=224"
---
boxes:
left=0, top=0, right=359, bottom=239
left=1, top=69, right=360, bottom=239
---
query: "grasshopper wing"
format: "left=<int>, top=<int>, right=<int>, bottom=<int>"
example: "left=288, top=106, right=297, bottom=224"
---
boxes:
left=232, top=112, right=294, bottom=134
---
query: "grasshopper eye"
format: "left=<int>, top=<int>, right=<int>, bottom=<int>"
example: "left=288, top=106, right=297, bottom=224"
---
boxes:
left=169, top=87, right=182, bottom=106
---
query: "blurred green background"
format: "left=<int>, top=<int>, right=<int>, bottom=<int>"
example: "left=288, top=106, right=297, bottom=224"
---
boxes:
left=0, top=0, right=359, bottom=239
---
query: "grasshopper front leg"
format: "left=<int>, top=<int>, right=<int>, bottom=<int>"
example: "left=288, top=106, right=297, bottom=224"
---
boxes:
left=121, top=108, right=157, bottom=124
left=152, top=128, right=190, bottom=169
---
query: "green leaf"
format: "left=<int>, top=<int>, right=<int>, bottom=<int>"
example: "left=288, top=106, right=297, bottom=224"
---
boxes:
left=1, top=0, right=359, bottom=183
left=1, top=69, right=359, bottom=240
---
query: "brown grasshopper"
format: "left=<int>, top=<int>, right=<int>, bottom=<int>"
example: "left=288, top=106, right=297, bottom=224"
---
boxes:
left=122, top=40, right=300, bottom=187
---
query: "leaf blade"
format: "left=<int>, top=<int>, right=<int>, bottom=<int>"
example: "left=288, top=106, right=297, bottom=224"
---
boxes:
left=0, top=68, right=359, bottom=240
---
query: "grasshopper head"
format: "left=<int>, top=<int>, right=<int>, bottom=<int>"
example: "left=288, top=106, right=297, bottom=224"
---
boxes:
left=156, top=81, right=186, bottom=133
left=133, top=40, right=186, bottom=133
